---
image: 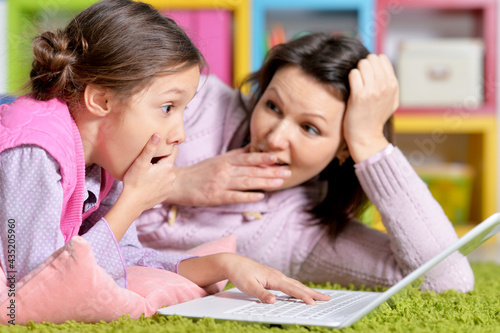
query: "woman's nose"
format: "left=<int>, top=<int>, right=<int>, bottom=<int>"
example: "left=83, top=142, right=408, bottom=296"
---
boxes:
left=266, top=121, right=289, bottom=150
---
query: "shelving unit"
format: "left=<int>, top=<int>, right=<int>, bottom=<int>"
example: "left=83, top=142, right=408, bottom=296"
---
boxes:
left=5, top=0, right=250, bottom=93
left=251, top=0, right=374, bottom=71
left=376, top=0, right=498, bottom=223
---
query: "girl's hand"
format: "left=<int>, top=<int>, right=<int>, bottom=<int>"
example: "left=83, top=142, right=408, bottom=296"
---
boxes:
left=178, top=253, right=330, bottom=305
left=121, top=134, right=178, bottom=212
left=222, top=254, right=330, bottom=304
left=168, top=146, right=291, bottom=206
left=344, top=54, right=399, bottom=163
left=105, top=134, right=177, bottom=241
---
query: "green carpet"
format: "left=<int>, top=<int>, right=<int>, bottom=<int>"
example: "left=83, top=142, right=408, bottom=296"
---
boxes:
left=2, top=263, right=499, bottom=332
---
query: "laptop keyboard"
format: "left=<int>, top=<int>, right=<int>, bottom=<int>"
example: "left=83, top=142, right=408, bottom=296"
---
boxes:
left=228, top=291, right=374, bottom=320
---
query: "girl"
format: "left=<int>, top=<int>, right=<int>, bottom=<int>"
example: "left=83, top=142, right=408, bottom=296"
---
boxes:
left=0, top=0, right=329, bottom=306
left=137, top=33, right=474, bottom=293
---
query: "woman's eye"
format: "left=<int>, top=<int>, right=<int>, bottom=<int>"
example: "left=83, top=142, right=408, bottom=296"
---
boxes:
left=266, top=100, right=280, bottom=114
left=161, top=105, right=173, bottom=114
left=303, top=124, right=320, bottom=136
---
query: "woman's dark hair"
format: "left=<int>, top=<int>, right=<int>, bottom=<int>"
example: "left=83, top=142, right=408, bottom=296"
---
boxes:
left=241, top=33, right=394, bottom=238
left=29, top=0, right=204, bottom=106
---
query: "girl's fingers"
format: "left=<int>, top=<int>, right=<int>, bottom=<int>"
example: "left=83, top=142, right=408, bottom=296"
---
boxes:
left=135, top=134, right=161, bottom=166
left=256, top=288, right=277, bottom=304
left=277, top=281, right=330, bottom=305
left=156, top=146, right=178, bottom=168
left=263, top=277, right=331, bottom=305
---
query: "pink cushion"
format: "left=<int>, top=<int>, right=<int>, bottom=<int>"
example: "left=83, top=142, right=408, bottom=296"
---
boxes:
left=0, top=234, right=236, bottom=325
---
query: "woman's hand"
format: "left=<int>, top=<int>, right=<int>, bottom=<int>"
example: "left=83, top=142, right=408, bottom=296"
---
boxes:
left=178, top=253, right=330, bottom=304
left=343, top=54, right=399, bottom=163
left=168, top=146, right=291, bottom=206
left=105, top=134, right=177, bottom=241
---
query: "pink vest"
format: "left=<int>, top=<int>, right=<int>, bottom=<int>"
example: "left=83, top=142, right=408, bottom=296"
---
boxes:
left=0, top=95, right=115, bottom=243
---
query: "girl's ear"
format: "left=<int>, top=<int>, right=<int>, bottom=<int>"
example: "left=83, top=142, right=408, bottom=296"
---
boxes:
left=335, top=140, right=350, bottom=166
left=84, top=84, right=111, bottom=117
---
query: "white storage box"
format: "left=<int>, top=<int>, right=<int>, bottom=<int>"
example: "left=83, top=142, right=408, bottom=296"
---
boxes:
left=397, top=39, right=484, bottom=108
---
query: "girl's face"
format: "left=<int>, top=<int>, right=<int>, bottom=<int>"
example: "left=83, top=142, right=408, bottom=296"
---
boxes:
left=97, top=65, right=200, bottom=180
left=249, top=65, right=346, bottom=190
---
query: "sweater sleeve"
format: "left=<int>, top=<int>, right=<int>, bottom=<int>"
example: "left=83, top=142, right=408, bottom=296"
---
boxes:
left=354, top=147, right=474, bottom=292
left=296, top=147, right=474, bottom=293
left=0, top=146, right=66, bottom=283
left=83, top=180, right=196, bottom=278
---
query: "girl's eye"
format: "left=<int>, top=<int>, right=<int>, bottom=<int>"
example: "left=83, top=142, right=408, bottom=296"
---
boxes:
left=161, top=105, right=173, bottom=114
left=303, top=124, right=320, bottom=136
left=266, top=100, right=280, bottom=114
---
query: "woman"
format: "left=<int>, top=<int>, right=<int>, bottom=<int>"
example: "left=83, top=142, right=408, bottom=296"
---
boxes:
left=136, top=33, right=474, bottom=293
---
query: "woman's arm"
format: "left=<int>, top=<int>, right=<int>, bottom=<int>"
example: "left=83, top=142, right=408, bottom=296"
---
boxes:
left=296, top=147, right=474, bottom=293
left=355, top=147, right=474, bottom=292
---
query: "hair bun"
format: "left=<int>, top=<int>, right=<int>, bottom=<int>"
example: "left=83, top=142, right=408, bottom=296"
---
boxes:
left=30, top=30, right=78, bottom=101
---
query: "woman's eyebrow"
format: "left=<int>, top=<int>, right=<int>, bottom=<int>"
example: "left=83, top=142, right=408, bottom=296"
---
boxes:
left=303, top=113, right=327, bottom=123
left=267, top=87, right=284, bottom=105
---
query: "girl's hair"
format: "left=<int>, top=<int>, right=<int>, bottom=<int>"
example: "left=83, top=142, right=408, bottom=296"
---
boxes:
left=30, top=0, right=204, bottom=106
left=241, top=33, right=394, bottom=238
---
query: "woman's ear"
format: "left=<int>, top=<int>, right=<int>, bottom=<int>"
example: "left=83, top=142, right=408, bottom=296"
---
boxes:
left=335, top=140, right=350, bottom=166
left=83, top=84, right=110, bottom=117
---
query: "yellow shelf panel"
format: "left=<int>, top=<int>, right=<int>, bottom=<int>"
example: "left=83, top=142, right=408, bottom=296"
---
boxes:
left=394, top=114, right=497, bottom=134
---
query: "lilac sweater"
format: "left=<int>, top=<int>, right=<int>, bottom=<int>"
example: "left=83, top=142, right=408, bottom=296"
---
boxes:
left=136, top=75, right=474, bottom=292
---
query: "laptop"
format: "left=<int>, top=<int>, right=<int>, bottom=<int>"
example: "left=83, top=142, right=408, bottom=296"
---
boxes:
left=158, top=213, right=500, bottom=329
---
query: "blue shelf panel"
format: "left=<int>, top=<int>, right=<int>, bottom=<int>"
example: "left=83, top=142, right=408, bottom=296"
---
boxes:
left=251, top=0, right=374, bottom=70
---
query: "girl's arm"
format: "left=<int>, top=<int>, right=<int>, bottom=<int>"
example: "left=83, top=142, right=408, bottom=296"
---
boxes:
left=0, top=146, right=66, bottom=283
left=177, top=253, right=330, bottom=304
left=0, top=145, right=153, bottom=288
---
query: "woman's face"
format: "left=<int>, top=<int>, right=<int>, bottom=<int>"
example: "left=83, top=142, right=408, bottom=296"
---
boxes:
left=249, top=65, right=346, bottom=191
left=96, top=65, right=200, bottom=180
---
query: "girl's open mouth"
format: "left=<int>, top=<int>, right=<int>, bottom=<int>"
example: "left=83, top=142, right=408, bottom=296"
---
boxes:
left=151, top=155, right=169, bottom=164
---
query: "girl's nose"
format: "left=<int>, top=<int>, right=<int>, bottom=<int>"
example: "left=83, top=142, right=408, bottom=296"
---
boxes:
left=167, top=115, right=186, bottom=145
